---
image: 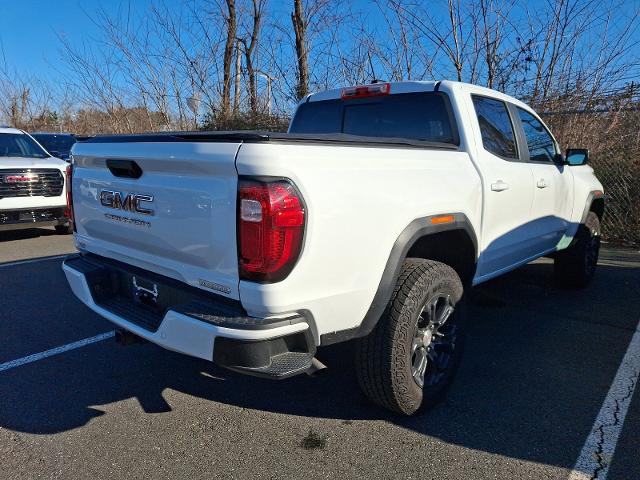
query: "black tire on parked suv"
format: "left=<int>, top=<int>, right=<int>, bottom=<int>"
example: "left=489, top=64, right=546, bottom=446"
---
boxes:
left=554, top=211, right=601, bottom=288
left=355, top=258, right=465, bottom=415
left=55, top=223, right=73, bottom=235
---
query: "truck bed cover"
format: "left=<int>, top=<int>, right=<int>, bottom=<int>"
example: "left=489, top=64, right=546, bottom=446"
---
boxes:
left=77, top=131, right=459, bottom=150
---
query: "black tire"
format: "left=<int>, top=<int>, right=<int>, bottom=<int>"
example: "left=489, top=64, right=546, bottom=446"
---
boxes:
left=554, top=211, right=601, bottom=288
left=55, top=223, right=73, bottom=235
left=355, top=259, right=465, bottom=415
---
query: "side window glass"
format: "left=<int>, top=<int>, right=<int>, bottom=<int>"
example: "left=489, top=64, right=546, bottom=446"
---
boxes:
left=517, top=108, right=556, bottom=162
left=472, top=96, right=518, bottom=159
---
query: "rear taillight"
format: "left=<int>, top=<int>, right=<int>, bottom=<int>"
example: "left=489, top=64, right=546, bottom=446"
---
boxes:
left=65, top=164, right=76, bottom=232
left=238, top=178, right=305, bottom=282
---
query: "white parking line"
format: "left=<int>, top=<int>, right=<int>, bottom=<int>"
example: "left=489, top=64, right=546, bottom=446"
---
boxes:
left=569, top=323, right=640, bottom=480
left=0, top=254, right=69, bottom=269
left=0, top=331, right=115, bottom=373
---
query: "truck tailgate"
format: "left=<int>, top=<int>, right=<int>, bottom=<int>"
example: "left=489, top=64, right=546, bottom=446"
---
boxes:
left=72, top=141, right=241, bottom=300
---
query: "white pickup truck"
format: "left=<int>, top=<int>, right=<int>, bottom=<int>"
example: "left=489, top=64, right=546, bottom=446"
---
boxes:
left=0, top=128, right=71, bottom=234
left=63, top=81, right=604, bottom=415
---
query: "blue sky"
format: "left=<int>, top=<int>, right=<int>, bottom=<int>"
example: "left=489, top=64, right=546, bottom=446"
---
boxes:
left=3, top=0, right=639, bottom=80
left=2, top=0, right=638, bottom=107
left=0, top=0, right=148, bottom=79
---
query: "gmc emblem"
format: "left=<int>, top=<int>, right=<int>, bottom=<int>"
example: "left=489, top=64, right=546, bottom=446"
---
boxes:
left=5, top=174, right=39, bottom=183
left=100, top=190, right=154, bottom=216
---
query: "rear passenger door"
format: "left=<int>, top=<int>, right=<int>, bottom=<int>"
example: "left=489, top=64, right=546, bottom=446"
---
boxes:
left=513, top=107, right=574, bottom=253
left=469, top=95, right=537, bottom=281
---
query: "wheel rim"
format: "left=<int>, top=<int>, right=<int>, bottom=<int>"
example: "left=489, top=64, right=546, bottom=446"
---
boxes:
left=410, top=293, right=458, bottom=389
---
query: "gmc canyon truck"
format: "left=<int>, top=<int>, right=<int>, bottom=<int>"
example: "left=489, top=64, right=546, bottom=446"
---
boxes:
left=0, top=128, right=71, bottom=234
left=63, top=81, right=604, bottom=415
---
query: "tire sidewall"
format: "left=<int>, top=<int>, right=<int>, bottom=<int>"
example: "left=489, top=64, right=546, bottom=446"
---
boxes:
left=582, top=213, right=601, bottom=278
left=390, top=264, right=464, bottom=414
left=555, top=212, right=601, bottom=288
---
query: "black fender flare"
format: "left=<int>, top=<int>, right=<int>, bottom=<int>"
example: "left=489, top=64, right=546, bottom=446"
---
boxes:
left=320, top=213, right=478, bottom=345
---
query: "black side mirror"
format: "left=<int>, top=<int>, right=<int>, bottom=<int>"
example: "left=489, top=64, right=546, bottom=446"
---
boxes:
left=565, top=148, right=589, bottom=166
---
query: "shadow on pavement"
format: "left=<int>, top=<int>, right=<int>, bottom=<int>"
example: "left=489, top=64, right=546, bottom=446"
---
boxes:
left=0, top=227, right=57, bottom=243
left=0, top=249, right=639, bottom=474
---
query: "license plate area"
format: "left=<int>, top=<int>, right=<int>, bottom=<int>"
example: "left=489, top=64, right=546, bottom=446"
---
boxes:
left=86, top=268, right=166, bottom=330
left=76, top=253, right=247, bottom=333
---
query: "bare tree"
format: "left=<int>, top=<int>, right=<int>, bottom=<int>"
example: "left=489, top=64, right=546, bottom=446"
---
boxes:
left=513, top=0, right=640, bottom=107
left=387, top=0, right=471, bottom=81
left=0, top=0, right=635, bottom=139
left=238, top=0, right=264, bottom=114
left=234, top=39, right=242, bottom=113
left=446, top=0, right=464, bottom=81
left=478, top=0, right=503, bottom=88
left=222, top=0, right=237, bottom=118
left=291, top=0, right=309, bottom=99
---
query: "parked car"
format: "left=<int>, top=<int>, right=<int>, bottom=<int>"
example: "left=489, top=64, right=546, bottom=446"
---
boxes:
left=62, top=81, right=604, bottom=414
left=0, top=128, right=72, bottom=234
left=30, top=132, right=76, bottom=162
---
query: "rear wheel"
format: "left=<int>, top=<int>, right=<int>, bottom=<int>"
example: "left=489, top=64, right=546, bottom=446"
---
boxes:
left=554, top=211, right=601, bottom=288
left=355, top=259, right=464, bottom=415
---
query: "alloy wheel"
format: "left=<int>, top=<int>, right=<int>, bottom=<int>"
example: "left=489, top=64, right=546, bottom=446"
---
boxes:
left=410, top=293, right=458, bottom=389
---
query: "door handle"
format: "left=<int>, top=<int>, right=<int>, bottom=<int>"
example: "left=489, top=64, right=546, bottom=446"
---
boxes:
left=491, top=180, right=509, bottom=192
left=537, top=178, right=548, bottom=189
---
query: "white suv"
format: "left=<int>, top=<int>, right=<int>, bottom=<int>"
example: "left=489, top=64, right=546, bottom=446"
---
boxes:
left=0, top=128, right=71, bottom=234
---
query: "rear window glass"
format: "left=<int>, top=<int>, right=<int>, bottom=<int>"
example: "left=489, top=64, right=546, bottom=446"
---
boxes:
left=289, top=92, right=457, bottom=144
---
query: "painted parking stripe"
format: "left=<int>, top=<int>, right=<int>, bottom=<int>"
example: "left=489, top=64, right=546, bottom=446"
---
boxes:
left=569, top=323, right=640, bottom=480
left=0, top=254, right=69, bottom=269
left=0, top=331, right=115, bottom=373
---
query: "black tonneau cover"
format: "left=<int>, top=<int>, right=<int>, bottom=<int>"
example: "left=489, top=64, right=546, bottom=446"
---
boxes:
left=78, top=131, right=458, bottom=150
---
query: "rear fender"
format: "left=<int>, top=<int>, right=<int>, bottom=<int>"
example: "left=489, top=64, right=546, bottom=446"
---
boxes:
left=320, top=213, right=477, bottom=345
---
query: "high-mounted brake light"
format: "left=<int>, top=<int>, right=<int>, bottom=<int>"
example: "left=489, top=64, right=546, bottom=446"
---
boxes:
left=238, top=178, right=305, bottom=282
left=341, top=82, right=391, bottom=99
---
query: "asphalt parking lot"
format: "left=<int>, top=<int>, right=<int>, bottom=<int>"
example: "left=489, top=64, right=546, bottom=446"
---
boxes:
left=0, top=228, right=638, bottom=480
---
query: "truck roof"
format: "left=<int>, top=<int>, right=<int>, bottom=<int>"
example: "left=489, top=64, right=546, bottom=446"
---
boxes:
left=305, top=80, right=531, bottom=112
left=307, top=80, right=440, bottom=102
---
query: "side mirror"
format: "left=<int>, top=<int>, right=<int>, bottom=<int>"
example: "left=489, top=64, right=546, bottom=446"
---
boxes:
left=565, top=148, right=589, bottom=166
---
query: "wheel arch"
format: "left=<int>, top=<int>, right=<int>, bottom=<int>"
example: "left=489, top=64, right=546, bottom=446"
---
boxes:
left=581, top=190, right=605, bottom=223
left=320, top=213, right=478, bottom=345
